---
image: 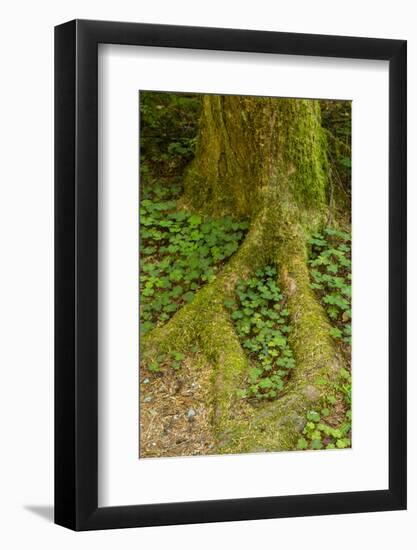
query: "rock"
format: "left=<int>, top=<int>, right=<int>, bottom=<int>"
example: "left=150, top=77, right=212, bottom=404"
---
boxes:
left=143, top=378, right=150, bottom=384
left=291, top=415, right=307, bottom=433
left=187, top=408, right=196, bottom=421
left=301, top=385, right=321, bottom=402
left=143, top=396, right=153, bottom=403
left=278, top=414, right=306, bottom=432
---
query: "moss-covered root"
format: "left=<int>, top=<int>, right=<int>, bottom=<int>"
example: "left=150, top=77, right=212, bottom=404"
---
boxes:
left=141, top=279, right=249, bottom=431
left=200, top=307, right=249, bottom=430
left=277, top=248, right=344, bottom=427
left=215, top=243, right=345, bottom=455
left=140, top=216, right=269, bottom=359
left=140, top=223, right=267, bottom=430
left=141, top=219, right=283, bottom=446
left=280, top=241, right=343, bottom=382
left=141, top=223, right=344, bottom=455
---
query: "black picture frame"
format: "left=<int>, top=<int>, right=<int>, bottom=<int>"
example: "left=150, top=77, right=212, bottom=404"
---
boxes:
left=55, top=19, right=407, bottom=531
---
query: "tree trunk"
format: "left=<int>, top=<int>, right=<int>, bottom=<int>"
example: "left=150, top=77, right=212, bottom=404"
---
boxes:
left=142, top=95, right=345, bottom=453
left=184, top=95, right=327, bottom=219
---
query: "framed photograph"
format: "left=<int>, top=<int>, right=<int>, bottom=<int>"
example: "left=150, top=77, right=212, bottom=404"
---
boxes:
left=55, top=19, right=406, bottom=530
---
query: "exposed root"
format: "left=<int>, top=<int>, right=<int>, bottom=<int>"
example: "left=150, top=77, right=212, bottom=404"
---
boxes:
left=140, top=215, right=269, bottom=357
left=141, top=220, right=345, bottom=455
left=212, top=247, right=344, bottom=455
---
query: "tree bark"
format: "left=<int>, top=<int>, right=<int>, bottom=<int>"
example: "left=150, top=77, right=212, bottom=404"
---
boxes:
left=183, top=95, right=328, bottom=221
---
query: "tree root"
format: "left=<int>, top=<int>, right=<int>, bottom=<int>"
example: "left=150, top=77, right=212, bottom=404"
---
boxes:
left=141, top=221, right=266, bottom=436
left=141, top=223, right=345, bottom=454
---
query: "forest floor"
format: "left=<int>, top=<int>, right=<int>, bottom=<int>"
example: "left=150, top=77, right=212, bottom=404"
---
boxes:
left=139, top=176, right=352, bottom=457
left=140, top=353, right=215, bottom=458
left=139, top=92, right=352, bottom=458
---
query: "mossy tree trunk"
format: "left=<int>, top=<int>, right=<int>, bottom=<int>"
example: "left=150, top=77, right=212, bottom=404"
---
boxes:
left=143, top=95, right=345, bottom=453
left=184, top=95, right=327, bottom=220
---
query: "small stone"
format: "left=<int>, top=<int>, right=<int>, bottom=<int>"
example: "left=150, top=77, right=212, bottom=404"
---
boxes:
left=143, top=378, right=150, bottom=384
left=143, top=396, right=153, bottom=403
left=277, top=413, right=306, bottom=432
left=301, top=385, right=321, bottom=402
left=187, top=408, right=196, bottom=421
left=292, top=415, right=307, bottom=433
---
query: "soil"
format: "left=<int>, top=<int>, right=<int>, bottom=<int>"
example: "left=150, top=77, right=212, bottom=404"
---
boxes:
left=139, top=356, right=216, bottom=458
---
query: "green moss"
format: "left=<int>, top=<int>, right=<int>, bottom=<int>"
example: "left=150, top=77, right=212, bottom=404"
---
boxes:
left=142, top=95, right=348, bottom=454
left=183, top=96, right=256, bottom=217
left=278, top=99, right=328, bottom=211
left=184, top=95, right=329, bottom=225
left=142, top=223, right=344, bottom=454
left=140, top=253, right=252, bottom=409
left=212, top=229, right=344, bottom=453
left=277, top=242, right=342, bottom=382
